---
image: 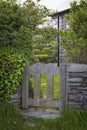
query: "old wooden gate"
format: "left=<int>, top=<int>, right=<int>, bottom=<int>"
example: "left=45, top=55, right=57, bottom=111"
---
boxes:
left=22, top=60, right=67, bottom=111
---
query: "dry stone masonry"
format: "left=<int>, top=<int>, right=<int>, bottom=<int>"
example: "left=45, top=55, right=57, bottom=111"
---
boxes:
left=67, top=64, right=87, bottom=109
left=9, top=85, right=22, bottom=107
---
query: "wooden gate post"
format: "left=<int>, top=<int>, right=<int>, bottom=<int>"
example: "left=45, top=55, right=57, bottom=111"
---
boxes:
left=22, top=62, right=29, bottom=109
left=60, top=47, right=67, bottom=110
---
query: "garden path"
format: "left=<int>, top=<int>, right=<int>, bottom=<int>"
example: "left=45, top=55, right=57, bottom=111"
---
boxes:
left=22, top=108, right=61, bottom=118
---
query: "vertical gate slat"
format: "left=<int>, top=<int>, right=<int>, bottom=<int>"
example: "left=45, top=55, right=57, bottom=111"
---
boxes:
left=22, top=62, right=29, bottom=109
left=47, top=74, right=53, bottom=102
left=34, top=73, right=40, bottom=106
left=60, top=62, right=66, bottom=110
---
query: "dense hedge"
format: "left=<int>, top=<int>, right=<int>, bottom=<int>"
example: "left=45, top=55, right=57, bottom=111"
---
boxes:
left=0, top=48, right=26, bottom=102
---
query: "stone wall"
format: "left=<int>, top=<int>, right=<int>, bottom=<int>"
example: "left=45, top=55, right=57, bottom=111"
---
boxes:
left=67, top=63, right=87, bottom=109
left=9, top=85, right=22, bottom=107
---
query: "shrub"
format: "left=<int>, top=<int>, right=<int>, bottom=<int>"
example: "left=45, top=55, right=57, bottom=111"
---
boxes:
left=43, top=47, right=51, bottom=55
left=35, top=54, right=48, bottom=63
left=33, top=49, right=41, bottom=55
left=0, top=48, right=26, bottom=102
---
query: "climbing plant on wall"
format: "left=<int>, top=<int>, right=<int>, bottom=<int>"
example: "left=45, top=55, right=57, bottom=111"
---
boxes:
left=0, top=48, right=26, bottom=101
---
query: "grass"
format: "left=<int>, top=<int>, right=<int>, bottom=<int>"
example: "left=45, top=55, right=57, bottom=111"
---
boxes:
left=0, top=103, right=29, bottom=130
left=53, top=74, right=60, bottom=100
left=40, top=74, right=47, bottom=99
left=0, top=103, right=87, bottom=130
left=27, top=108, right=87, bottom=130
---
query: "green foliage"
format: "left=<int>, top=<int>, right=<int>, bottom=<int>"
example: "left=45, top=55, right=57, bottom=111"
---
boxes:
left=0, top=103, right=87, bottom=130
left=37, top=27, right=58, bottom=44
left=0, top=103, right=30, bottom=130
left=0, top=48, right=26, bottom=101
left=33, top=27, right=58, bottom=63
left=27, top=108, right=87, bottom=130
left=35, top=54, right=48, bottom=63
left=40, top=74, right=47, bottom=99
left=60, top=0, right=87, bottom=63
left=43, top=47, right=51, bottom=55
left=53, top=75, right=60, bottom=100
left=28, top=116, right=58, bottom=130
left=0, top=0, right=50, bottom=58
left=68, top=0, right=87, bottom=39
left=57, top=108, right=87, bottom=130
left=0, top=0, right=51, bottom=101
left=33, top=49, right=41, bottom=55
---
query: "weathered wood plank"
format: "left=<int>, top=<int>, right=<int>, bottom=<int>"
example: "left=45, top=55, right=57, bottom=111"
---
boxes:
left=60, top=62, right=67, bottom=110
left=29, top=63, right=60, bottom=74
left=47, top=74, right=53, bottom=102
left=34, top=73, right=40, bottom=106
left=22, top=62, right=29, bottom=109
left=28, top=99, right=61, bottom=108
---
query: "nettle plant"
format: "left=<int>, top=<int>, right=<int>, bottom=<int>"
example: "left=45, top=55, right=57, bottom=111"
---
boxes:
left=0, top=49, right=26, bottom=102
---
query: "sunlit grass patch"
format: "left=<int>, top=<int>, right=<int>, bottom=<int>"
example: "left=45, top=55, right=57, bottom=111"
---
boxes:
left=53, top=75, right=60, bottom=100
left=40, top=74, right=47, bottom=99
